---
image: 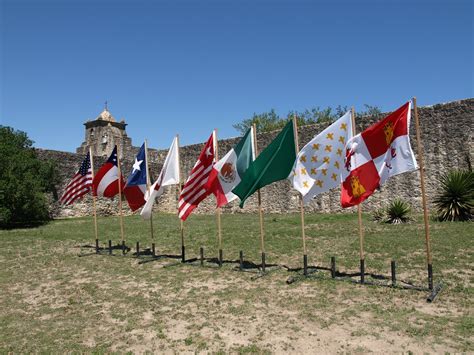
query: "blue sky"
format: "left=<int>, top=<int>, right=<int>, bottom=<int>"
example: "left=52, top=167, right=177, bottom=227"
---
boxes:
left=1, top=0, right=472, bottom=152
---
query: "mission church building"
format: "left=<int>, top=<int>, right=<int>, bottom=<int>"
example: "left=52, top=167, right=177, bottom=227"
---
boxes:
left=76, top=106, right=133, bottom=159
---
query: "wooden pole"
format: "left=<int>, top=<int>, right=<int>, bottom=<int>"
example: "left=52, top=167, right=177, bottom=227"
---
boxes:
left=412, top=97, right=433, bottom=290
left=214, top=129, right=223, bottom=267
left=351, top=107, right=365, bottom=283
left=292, top=115, right=308, bottom=276
left=252, top=124, right=266, bottom=272
left=116, top=144, right=125, bottom=251
left=144, top=139, right=155, bottom=244
left=176, top=134, right=185, bottom=262
left=89, top=146, right=99, bottom=252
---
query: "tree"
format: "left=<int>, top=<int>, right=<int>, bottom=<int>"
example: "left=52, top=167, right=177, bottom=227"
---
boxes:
left=0, top=126, right=57, bottom=227
left=233, top=105, right=381, bottom=135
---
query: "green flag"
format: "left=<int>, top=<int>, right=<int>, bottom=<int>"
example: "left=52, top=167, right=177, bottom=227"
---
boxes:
left=232, top=120, right=296, bottom=208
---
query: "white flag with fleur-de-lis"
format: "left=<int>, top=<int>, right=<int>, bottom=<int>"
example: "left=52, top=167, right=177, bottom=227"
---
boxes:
left=289, top=111, right=353, bottom=204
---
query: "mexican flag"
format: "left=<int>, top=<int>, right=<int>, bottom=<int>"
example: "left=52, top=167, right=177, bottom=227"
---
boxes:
left=205, top=127, right=254, bottom=207
left=232, top=120, right=296, bottom=208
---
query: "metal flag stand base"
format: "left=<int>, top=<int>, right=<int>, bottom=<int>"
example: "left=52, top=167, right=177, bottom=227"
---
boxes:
left=78, top=240, right=131, bottom=257
left=285, top=256, right=443, bottom=302
left=231, top=251, right=281, bottom=279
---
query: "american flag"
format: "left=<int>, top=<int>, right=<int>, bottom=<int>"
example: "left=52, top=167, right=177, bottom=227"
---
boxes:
left=60, top=152, right=93, bottom=205
left=178, top=132, right=215, bottom=221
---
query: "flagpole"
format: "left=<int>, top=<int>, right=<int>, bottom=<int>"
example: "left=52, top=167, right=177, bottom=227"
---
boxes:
left=89, top=146, right=99, bottom=252
left=292, top=115, right=308, bottom=276
left=351, top=107, right=365, bottom=283
left=175, top=134, right=185, bottom=262
left=252, top=124, right=266, bottom=273
left=144, top=139, right=155, bottom=250
left=116, top=144, right=125, bottom=252
left=412, top=97, right=433, bottom=290
left=214, top=129, right=223, bottom=267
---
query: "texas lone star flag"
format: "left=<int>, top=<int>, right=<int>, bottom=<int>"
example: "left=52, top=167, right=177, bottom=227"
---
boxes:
left=289, top=111, right=353, bottom=204
left=92, top=146, right=125, bottom=198
left=123, top=143, right=147, bottom=211
left=341, top=101, right=418, bottom=207
left=141, top=137, right=180, bottom=220
left=204, top=127, right=254, bottom=207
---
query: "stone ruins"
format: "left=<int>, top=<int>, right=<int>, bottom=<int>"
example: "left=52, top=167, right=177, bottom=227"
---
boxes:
left=37, top=98, right=474, bottom=218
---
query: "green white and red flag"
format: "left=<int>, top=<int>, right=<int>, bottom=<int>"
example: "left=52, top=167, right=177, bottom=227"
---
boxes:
left=204, top=127, right=255, bottom=207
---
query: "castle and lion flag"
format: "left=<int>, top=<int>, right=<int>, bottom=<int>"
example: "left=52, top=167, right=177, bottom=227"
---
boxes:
left=204, top=127, right=255, bottom=207
left=178, top=132, right=215, bottom=221
left=141, top=137, right=180, bottom=220
left=290, top=111, right=353, bottom=204
left=123, top=143, right=148, bottom=211
left=341, top=102, right=418, bottom=207
left=92, top=146, right=125, bottom=198
left=232, top=120, right=296, bottom=208
left=60, top=152, right=93, bottom=205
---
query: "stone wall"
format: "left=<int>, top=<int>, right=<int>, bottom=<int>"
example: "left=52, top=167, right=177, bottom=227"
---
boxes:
left=37, top=98, right=474, bottom=218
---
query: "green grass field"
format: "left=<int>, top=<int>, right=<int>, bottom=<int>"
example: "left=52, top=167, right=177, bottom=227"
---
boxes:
left=0, top=212, right=472, bottom=353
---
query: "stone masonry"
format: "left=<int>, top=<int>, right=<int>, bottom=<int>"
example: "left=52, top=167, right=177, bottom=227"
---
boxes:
left=37, top=98, right=474, bottom=218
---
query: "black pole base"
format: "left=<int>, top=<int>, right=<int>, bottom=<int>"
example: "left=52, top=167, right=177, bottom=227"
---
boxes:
left=136, top=241, right=140, bottom=258
left=391, top=260, right=397, bottom=286
left=239, top=250, right=244, bottom=270
left=218, top=249, right=223, bottom=267
left=331, top=256, right=336, bottom=278
left=303, top=254, right=308, bottom=276
left=360, top=259, right=365, bottom=284
left=428, top=263, right=433, bottom=290
left=261, top=252, right=266, bottom=273
left=181, top=245, right=186, bottom=263
left=152, top=243, right=156, bottom=257
left=427, top=282, right=443, bottom=303
left=108, top=240, right=112, bottom=255
left=200, top=247, right=204, bottom=266
left=95, top=239, right=99, bottom=254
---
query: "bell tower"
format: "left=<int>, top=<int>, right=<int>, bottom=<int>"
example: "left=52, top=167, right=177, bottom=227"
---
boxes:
left=76, top=105, right=132, bottom=158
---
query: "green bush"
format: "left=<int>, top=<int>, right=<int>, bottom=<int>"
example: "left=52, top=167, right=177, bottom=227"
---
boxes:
left=386, top=199, right=412, bottom=224
left=372, top=199, right=412, bottom=224
left=0, top=126, right=57, bottom=228
left=434, top=170, right=474, bottom=222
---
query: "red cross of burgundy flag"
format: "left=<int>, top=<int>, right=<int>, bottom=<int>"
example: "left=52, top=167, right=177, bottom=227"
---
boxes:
left=178, top=132, right=215, bottom=221
left=341, top=101, right=418, bottom=208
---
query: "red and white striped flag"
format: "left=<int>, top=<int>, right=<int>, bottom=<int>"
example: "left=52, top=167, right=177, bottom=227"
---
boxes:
left=178, top=132, right=215, bottom=221
left=60, top=152, right=93, bottom=205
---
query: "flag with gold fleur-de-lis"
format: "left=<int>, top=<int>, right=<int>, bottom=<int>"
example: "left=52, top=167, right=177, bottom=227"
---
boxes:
left=289, top=111, right=353, bottom=204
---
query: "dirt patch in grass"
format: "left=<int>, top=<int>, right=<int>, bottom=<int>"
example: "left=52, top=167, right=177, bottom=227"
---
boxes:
left=0, top=214, right=472, bottom=353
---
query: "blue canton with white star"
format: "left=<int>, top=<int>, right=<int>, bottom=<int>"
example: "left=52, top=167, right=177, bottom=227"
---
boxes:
left=126, top=143, right=147, bottom=186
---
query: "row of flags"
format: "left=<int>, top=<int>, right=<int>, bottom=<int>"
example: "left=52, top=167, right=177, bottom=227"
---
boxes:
left=60, top=101, right=418, bottom=219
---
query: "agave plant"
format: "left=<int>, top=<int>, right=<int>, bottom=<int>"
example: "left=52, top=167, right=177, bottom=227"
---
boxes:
left=385, top=198, right=411, bottom=224
left=434, top=170, right=474, bottom=222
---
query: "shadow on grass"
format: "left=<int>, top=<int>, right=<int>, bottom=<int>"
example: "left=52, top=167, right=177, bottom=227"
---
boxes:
left=0, top=219, right=50, bottom=230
